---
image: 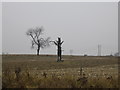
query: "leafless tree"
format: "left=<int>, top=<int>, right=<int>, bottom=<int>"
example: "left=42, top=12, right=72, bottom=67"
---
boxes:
left=51, top=37, right=64, bottom=62
left=26, top=27, right=50, bottom=55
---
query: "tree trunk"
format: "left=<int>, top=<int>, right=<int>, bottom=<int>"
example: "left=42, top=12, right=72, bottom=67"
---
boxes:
left=37, top=46, right=40, bottom=55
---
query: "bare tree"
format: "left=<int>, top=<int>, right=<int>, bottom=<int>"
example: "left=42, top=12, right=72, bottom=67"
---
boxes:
left=26, top=27, right=50, bottom=55
left=51, top=37, right=64, bottom=62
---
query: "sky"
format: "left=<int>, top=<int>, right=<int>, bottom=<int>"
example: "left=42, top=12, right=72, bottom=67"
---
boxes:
left=118, top=2, right=120, bottom=54
left=0, top=2, right=2, bottom=55
left=2, top=2, right=118, bottom=56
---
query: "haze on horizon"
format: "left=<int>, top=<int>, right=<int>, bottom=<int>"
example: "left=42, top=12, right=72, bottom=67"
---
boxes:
left=2, top=2, right=118, bottom=56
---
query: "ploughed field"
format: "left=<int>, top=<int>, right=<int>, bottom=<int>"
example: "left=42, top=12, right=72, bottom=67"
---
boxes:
left=2, top=55, right=118, bottom=88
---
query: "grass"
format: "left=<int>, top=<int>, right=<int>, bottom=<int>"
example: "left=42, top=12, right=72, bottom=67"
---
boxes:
left=2, top=55, right=119, bottom=88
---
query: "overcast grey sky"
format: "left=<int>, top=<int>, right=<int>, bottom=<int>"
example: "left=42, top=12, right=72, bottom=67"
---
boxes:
left=0, top=2, right=1, bottom=55
left=2, top=2, right=118, bottom=55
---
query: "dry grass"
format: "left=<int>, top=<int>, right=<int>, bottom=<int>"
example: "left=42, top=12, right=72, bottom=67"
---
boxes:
left=2, top=55, right=118, bottom=88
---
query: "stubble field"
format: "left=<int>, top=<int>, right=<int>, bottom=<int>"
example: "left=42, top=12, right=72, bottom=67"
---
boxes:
left=2, top=55, right=119, bottom=88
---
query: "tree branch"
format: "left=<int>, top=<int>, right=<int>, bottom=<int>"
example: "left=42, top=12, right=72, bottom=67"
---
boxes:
left=54, top=41, right=58, bottom=46
left=29, top=34, right=38, bottom=45
left=60, top=41, right=64, bottom=45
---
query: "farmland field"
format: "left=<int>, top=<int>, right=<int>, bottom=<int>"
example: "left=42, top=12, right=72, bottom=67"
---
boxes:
left=2, top=55, right=119, bottom=88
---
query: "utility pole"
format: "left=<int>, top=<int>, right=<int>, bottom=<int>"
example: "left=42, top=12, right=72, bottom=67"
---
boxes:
left=98, top=44, right=101, bottom=56
left=70, top=49, right=73, bottom=56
